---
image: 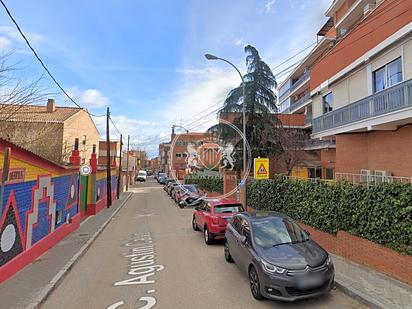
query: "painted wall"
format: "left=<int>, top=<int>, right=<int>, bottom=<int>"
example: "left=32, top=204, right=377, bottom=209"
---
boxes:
left=0, top=145, right=80, bottom=283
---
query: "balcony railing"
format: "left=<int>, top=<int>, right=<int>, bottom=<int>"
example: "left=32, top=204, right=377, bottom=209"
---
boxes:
left=290, top=92, right=311, bottom=112
left=278, top=88, right=291, bottom=103
left=290, top=70, right=310, bottom=93
left=313, top=78, right=412, bottom=133
left=305, top=111, right=312, bottom=126
left=303, top=139, right=335, bottom=150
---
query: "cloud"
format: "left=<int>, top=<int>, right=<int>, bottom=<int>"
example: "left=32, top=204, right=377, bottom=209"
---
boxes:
left=0, top=26, right=44, bottom=46
left=233, top=38, right=244, bottom=46
left=162, top=67, right=240, bottom=133
left=265, top=0, right=277, bottom=13
left=0, top=36, right=11, bottom=50
left=93, top=114, right=171, bottom=157
left=67, top=87, right=109, bottom=108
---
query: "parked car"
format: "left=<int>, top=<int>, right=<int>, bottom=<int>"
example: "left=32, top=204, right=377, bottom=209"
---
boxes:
left=158, top=176, right=168, bottom=185
left=174, top=184, right=199, bottom=206
left=163, top=180, right=175, bottom=192
left=168, top=183, right=179, bottom=196
left=136, top=170, right=147, bottom=182
left=224, top=212, right=334, bottom=302
left=157, top=173, right=167, bottom=183
left=192, top=199, right=244, bottom=245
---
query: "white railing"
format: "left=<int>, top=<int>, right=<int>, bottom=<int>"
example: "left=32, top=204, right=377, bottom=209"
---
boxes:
left=313, top=78, right=412, bottom=133
left=335, top=173, right=412, bottom=187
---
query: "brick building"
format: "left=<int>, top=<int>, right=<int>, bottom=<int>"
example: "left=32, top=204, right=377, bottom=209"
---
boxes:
left=159, top=142, right=171, bottom=174
left=0, top=99, right=100, bottom=164
left=98, top=140, right=120, bottom=167
left=278, top=0, right=412, bottom=182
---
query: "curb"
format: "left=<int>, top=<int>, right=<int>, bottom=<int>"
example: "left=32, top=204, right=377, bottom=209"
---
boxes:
left=25, top=192, right=133, bottom=309
left=334, top=279, right=384, bottom=309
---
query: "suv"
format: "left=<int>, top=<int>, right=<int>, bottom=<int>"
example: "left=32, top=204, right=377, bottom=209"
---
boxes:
left=192, top=199, right=244, bottom=245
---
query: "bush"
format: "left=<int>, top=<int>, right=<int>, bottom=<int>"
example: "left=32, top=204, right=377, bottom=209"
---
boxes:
left=185, top=174, right=223, bottom=194
left=247, top=175, right=412, bottom=255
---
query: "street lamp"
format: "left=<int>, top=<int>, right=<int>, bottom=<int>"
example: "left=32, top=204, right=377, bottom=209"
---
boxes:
left=204, top=53, right=247, bottom=204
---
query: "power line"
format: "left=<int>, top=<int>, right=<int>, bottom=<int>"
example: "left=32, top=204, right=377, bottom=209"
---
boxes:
left=271, top=41, right=316, bottom=71
left=0, top=0, right=105, bottom=118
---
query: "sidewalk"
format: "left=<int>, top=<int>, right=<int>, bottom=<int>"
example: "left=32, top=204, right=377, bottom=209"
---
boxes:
left=332, top=253, right=412, bottom=309
left=0, top=192, right=133, bottom=309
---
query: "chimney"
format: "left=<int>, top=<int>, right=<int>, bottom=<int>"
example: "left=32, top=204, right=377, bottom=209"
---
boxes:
left=47, top=99, right=56, bottom=113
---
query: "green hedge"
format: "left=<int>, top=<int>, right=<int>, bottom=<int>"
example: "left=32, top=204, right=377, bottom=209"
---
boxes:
left=185, top=174, right=224, bottom=194
left=247, top=176, right=412, bottom=255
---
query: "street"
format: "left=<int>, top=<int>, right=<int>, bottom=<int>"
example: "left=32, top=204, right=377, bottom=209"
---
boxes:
left=42, top=179, right=367, bottom=309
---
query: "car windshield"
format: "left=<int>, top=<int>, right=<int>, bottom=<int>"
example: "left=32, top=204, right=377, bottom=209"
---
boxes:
left=214, top=204, right=244, bottom=214
left=251, top=217, right=309, bottom=248
left=183, top=185, right=197, bottom=193
left=138, top=172, right=146, bottom=176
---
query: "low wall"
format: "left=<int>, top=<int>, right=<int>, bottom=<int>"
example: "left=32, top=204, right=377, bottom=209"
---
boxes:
left=0, top=142, right=81, bottom=283
left=300, top=223, right=412, bottom=285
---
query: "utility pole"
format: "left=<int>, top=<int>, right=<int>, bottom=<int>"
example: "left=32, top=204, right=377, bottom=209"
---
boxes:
left=117, top=134, right=123, bottom=199
left=126, top=135, right=130, bottom=191
left=106, top=107, right=112, bottom=208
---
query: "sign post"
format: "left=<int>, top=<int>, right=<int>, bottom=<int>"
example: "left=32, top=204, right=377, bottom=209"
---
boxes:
left=254, top=158, right=269, bottom=180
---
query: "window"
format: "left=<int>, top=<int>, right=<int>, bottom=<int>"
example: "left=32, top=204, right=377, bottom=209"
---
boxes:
left=323, top=92, right=333, bottom=114
left=176, top=152, right=182, bottom=158
left=232, top=216, right=242, bottom=233
left=373, top=57, right=403, bottom=93
left=325, top=168, right=334, bottom=180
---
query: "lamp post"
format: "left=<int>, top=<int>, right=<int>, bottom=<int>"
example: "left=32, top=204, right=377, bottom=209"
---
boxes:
left=204, top=54, right=247, bottom=205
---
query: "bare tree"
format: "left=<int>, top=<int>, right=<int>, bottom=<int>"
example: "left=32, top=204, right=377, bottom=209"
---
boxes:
left=0, top=51, right=45, bottom=121
left=275, top=127, right=308, bottom=176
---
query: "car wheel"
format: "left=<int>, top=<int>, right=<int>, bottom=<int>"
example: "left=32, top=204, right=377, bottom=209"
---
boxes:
left=204, top=226, right=213, bottom=245
left=224, top=240, right=234, bottom=263
left=192, top=216, right=199, bottom=231
left=249, top=266, right=263, bottom=300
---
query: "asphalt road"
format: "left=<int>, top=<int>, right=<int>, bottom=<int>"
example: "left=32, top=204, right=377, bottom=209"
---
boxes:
left=41, top=179, right=367, bottom=309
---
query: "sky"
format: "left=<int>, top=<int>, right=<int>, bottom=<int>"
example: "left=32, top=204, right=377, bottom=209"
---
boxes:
left=0, top=0, right=331, bottom=158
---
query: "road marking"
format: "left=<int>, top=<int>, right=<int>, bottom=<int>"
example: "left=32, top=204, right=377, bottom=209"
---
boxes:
left=106, top=301, right=125, bottom=309
left=147, top=289, right=156, bottom=294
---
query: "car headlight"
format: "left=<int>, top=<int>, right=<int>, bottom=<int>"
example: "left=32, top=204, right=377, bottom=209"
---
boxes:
left=261, top=260, right=286, bottom=275
left=326, top=255, right=333, bottom=266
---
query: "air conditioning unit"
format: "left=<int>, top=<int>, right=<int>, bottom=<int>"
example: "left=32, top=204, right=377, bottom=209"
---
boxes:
left=364, top=3, right=376, bottom=16
left=375, top=170, right=392, bottom=184
left=360, top=169, right=373, bottom=183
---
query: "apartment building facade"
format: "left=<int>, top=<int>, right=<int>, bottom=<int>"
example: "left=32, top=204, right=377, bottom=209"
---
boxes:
left=311, top=0, right=412, bottom=180
left=278, top=0, right=412, bottom=181
left=159, top=142, right=171, bottom=174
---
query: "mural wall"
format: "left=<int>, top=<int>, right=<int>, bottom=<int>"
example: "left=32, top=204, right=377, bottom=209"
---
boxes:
left=0, top=141, right=118, bottom=283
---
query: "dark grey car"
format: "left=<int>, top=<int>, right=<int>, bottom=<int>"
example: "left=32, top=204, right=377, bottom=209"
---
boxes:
left=224, top=212, right=334, bottom=302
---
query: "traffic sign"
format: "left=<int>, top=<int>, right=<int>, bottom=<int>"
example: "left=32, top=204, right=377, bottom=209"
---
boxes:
left=80, top=164, right=92, bottom=176
left=254, top=158, right=269, bottom=179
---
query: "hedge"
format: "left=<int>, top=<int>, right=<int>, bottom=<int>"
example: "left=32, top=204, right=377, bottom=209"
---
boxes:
left=185, top=174, right=224, bottom=194
left=247, top=175, right=412, bottom=255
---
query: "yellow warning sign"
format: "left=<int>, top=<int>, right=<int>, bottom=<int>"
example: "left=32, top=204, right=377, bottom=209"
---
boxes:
left=254, top=158, right=269, bottom=179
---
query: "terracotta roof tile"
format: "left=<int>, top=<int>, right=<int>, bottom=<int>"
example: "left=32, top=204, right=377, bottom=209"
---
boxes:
left=0, top=104, right=82, bottom=123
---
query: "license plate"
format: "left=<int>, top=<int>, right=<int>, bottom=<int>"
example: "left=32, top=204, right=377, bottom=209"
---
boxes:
left=296, top=275, right=323, bottom=289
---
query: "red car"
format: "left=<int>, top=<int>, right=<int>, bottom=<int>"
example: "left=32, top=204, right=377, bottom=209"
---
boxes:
left=192, top=199, right=244, bottom=245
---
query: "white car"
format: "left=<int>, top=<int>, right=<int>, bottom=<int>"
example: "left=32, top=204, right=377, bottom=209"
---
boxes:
left=137, top=170, right=147, bottom=182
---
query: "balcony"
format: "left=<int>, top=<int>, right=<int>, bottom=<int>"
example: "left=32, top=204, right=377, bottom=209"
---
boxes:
left=303, top=139, right=336, bottom=151
left=278, top=88, right=291, bottom=103
left=290, top=70, right=310, bottom=95
left=313, top=78, right=412, bottom=136
left=290, top=92, right=311, bottom=113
